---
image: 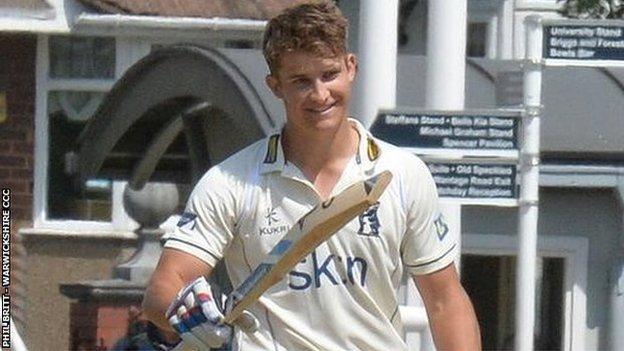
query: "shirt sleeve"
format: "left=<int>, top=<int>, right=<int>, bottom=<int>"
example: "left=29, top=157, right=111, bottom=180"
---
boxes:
left=401, top=156, right=458, bottom=275
left=163, top=166, right=237, bottom=267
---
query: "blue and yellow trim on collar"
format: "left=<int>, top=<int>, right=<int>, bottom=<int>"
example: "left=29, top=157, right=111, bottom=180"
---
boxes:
left=259, top=118, right=381, bottom=174
left=352, top=118, right=380, bottom=172
left=260, top=133, right=284, bottom=174
left=263, top=134, right=280, bottom=164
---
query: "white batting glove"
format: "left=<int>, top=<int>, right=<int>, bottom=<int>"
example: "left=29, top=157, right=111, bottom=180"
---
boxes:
left=166, top=276, right=259, bottom=350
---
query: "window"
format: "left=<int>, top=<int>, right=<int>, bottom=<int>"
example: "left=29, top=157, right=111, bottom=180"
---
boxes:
left=462, top=234, right=588, bottom=351
left=44, top=36, right=115, bottom=223
left=34, top=35, right=151, bottom=231
left=467, top=22, right=488, bottom=57
left=462, top=255, right=564, bottom=350
left=49, top=36, right=115, bottom=79
left=47, top=90, right=110, bottom=221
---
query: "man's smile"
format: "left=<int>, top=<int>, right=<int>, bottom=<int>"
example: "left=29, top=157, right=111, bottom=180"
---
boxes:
left=306, top=102, right=337, bottom=114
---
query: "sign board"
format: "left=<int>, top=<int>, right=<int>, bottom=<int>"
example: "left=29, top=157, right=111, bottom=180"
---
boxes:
left=427, top=161, right=518, bottom=206
left=370, top=109, right=522, bottom=206
left=370, top=109, right=522, bottom=158
left=543, top=20, right=624, bottom=66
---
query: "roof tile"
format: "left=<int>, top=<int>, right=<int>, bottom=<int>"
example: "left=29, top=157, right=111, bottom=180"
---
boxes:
left=77, top=0, right=311, bottom=20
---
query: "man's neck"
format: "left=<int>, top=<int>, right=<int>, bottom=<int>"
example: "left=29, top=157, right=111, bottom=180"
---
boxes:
left=281, top=118, right=359, bottom=196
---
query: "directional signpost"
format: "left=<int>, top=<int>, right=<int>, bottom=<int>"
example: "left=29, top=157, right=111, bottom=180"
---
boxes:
left=521, top=17, right=624, bottom=351
left=371, top=109, right=523, bottom=206
left=372, top=18, right=623, bottom=351
left=543, top=20, right=624, bottom=66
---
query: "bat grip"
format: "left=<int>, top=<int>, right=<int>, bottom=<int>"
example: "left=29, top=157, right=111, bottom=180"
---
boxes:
left=169, top=341, right=188, bottom=351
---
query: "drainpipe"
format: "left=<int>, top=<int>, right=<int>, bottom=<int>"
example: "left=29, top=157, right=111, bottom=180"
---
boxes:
left=75, top=13, right=267, bottom=32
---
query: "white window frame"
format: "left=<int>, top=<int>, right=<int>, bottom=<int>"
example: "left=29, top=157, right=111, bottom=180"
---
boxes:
left=463, top=233, right=588, bottom=351
left=515, top=0, right=562, bottom=11
left=467, top=6, right=499, bottom=59
left=34, top=35, right=150, bottom=232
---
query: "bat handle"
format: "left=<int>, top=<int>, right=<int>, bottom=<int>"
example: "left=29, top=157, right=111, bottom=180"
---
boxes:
left=169, top=341, right=190, bottom=351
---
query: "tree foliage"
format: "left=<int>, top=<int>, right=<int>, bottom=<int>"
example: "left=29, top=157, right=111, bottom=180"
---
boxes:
left=558, top=0, right=624, bottom=19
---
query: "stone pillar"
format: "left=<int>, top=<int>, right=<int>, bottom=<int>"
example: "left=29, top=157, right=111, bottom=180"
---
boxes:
left=355, top=0, right=399, bottom=127
left=422, top=1, right=467, bottom=350
left=114, top=183, right=179, bottom=284
left=60, top=183, right=178, bottom=350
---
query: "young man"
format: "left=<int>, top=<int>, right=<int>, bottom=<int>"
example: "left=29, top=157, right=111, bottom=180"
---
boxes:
left=143, top=1, right=481, bottom=350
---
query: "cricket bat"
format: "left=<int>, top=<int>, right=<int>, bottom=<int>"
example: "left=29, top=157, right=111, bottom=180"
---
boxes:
left=172, top=170, right=392, bottom=350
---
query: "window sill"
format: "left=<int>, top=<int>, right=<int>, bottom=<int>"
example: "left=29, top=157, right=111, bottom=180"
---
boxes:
left=19, top=227, right=139, bottom=241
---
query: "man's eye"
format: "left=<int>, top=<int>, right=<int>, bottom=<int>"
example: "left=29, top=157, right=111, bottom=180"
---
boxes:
left=323, top=70, right=340, bottom=80
left=293, top=79, right=310, bottom=88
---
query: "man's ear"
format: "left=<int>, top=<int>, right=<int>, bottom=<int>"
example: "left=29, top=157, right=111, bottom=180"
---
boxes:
left=265, top=75, right=283, bottom=99
left=345, top=53, right=357, bottom=82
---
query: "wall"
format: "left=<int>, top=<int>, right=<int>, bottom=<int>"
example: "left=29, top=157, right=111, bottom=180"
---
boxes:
left=462, top=188, right=623, bottom=350
left=0, top=34, right=36, bottom=335
left=0, top=35, right=35, bottom=222
left=21, top=234, right=137, bottom=350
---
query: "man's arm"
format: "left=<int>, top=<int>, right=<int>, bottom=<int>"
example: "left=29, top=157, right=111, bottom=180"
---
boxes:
left=413, top=263, right=481, bottom=351
left=142, top=248, right=213, bottom=332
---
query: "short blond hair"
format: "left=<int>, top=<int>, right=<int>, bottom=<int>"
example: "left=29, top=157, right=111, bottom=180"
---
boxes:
left=262, top=1, right=348, bottom=74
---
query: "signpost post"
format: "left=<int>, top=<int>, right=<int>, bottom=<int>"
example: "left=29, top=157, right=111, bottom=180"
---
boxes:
left=516, top=16, right=543, bottom=351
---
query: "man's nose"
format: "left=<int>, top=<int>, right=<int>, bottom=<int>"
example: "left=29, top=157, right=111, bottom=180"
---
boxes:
left=310, top=81, right=330, bottom=103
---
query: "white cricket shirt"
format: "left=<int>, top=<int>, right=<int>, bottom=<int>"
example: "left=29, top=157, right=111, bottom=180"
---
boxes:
left=164, top=119, right=457, bottom=351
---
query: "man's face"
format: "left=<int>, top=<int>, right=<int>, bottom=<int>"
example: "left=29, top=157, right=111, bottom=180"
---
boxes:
left=266, top=51, right=357, bottom=133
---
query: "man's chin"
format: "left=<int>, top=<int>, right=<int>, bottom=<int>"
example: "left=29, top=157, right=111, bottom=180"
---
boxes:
left=306, top=112, right=345, bottom=130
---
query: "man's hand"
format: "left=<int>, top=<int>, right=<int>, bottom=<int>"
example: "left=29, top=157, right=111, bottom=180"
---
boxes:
left=166, top=276, right=258, bottom=349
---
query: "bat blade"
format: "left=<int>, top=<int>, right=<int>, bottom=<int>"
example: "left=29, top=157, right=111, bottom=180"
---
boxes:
left=222, top=170, right=393, bottom=324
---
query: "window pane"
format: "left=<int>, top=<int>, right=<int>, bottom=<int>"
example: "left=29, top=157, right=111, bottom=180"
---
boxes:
left=47, top=91, right=111, bottom=221
left=461, top=255, right=564, bottom=350
left=49, top=36, right=115, bottom=79
left=467, top=22, right=487, bottom=57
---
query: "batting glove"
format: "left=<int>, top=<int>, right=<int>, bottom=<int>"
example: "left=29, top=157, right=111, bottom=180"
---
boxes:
left=166, top=276, right=258, bottom=350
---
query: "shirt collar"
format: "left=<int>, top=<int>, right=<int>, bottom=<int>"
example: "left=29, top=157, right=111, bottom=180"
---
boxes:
left=259, top=118, right=381, bottom=175
left=351, top=118, right=381, bottom=174
left=259, top=133, right=285, bottom=174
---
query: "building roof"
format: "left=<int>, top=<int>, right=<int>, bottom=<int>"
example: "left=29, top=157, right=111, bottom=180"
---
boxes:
left=0, top=0, right=52, bottom=11
left=76, top=0, right=309, bottom=20
left=0, top=0, right=54, bottom=19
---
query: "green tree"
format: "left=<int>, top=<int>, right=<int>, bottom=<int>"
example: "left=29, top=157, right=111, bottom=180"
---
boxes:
left=558, top=0, right=624, bottom=19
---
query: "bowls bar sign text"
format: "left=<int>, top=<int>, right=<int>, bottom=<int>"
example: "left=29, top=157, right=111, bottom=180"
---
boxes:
left=543, top=24, right=624, bottom=61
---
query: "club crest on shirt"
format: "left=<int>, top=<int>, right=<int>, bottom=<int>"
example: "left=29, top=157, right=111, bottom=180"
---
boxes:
left=434, top=214, right=449, bottom=241
left=357, top=202, right=380, bottom=237
left=177, top=212, right=197, bottom=230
